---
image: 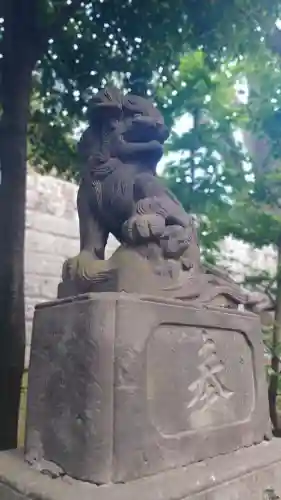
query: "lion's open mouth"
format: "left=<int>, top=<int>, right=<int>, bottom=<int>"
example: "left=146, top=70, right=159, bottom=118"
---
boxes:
left=123, top=125, right=166, bottom=144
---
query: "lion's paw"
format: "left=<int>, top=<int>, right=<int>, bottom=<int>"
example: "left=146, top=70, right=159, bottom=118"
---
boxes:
left=122, top=213, right=165, bottom=243
left=62, top=250, right=106, bottom=282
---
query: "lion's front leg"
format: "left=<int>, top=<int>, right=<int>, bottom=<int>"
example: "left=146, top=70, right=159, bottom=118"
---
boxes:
left=78, top=180, right=109, bottom=258
left=62, top=181, right=109, bottom=282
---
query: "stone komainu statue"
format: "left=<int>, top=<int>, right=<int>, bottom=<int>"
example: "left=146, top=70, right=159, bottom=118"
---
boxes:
left=59, top=86, right=247, bottom=307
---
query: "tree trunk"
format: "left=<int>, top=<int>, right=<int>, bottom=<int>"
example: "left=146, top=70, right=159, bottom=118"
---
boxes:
left=0, top=0, right=80, bottom=450
left=268, top=243, right=281, bottom=433
left=0, top=3, right=36, bottom=449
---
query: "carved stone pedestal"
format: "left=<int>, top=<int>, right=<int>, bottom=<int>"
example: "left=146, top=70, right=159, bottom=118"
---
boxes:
left=24, top=293, right=270, bottom=485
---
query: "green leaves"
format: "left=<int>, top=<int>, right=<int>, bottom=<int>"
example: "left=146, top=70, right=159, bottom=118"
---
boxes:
left=161, top=38, right=281, bottom=261
left=11, top=0, right=280, bottom=177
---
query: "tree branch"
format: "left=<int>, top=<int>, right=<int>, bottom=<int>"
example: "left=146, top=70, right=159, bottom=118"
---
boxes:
left=47, top=0, right=84, bottom=42
left=21, top=0, right=85, bottom=61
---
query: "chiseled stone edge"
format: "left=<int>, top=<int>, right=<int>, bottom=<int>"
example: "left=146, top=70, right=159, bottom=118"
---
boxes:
left=1, top=440, right=281, bottom=500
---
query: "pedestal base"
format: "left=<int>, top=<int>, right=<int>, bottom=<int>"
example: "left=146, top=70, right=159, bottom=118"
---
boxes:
left=2, top=440, right=281, bottom=500
left=24, top=293, right=270, bottom=484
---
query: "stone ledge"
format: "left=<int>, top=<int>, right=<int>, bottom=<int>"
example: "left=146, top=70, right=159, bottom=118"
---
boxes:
left=2, top=440, right=281, bottom=500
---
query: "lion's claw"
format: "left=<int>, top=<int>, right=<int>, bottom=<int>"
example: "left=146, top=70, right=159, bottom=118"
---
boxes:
left=122, top=213, right=165, bottom=243
left=62, top=250, right=105, bottom=282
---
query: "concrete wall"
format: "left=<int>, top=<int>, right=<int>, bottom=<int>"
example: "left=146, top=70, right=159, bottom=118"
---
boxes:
left=24, top=171, right=277, bottom=367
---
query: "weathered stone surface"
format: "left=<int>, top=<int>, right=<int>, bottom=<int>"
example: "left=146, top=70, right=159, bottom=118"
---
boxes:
left=2, top=440, right=281, bottom=499
left=24, top=293, right=270, bottom=484
left=25, top=293, right=116, bottom=484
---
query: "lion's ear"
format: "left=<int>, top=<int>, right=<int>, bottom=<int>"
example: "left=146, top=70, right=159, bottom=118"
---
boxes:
left=86, top=86, right=122, bottom=125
